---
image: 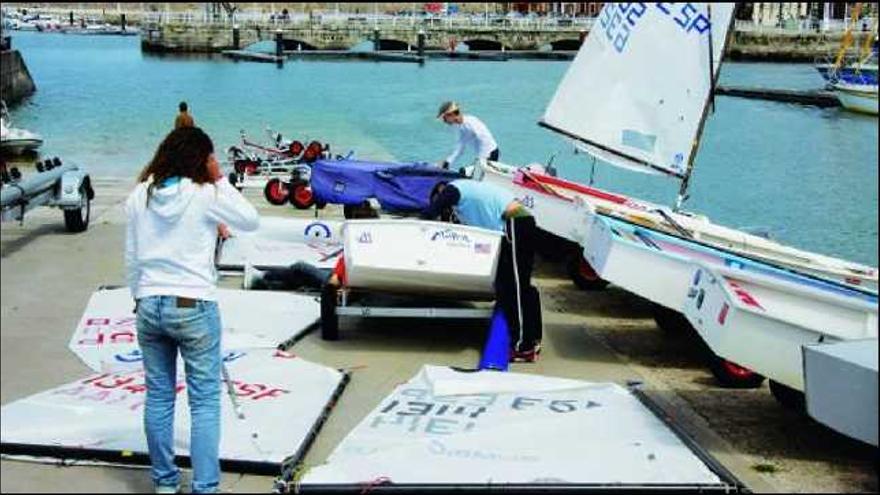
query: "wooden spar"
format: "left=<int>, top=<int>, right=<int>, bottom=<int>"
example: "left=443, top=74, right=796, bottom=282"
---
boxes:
left=674, top=3, right=736, bottom=212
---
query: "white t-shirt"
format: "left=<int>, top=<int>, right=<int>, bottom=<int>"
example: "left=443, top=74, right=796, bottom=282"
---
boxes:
left=446, top=114, right=498, bottom=166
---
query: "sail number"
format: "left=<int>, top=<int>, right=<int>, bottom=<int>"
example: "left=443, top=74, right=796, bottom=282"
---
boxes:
left=599, top=3, right=712, bottom=54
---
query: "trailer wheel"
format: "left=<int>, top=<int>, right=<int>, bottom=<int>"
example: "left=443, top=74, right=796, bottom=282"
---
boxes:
left=64, top=184, right=91, bottom=233
left=707, top=353, right=765, bottom=389
left=651, top=303, right=691, bottom=334
left=567, top=254, right=609, bottom=291
left=263, top=178, right=290, bottom=206
left=769, top=380, right=806, bottom=412
left=320, top=284, right=339, bottom=341
left=289, top=181, right=314, bottom=210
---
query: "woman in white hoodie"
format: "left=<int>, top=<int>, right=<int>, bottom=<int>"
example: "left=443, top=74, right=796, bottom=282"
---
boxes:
left=125, top=127, right=259, bottom=494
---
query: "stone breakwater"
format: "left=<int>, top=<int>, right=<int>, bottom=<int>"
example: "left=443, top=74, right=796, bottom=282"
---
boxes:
left=139, top=22, right=876, bottom=63
left=0, top=49, right=36, bottom=105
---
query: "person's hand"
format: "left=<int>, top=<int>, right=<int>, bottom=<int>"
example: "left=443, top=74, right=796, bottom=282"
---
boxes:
left=217, top=223, right=231, bottom=240
left=206, top=154, right=224, bottom=182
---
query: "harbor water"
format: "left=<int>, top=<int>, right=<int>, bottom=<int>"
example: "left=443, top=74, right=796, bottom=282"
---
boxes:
left=6, top=31, right=878, bottom=266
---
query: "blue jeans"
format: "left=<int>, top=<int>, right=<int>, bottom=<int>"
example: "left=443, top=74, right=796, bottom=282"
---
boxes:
left=136, top=296, right=222, bottom=494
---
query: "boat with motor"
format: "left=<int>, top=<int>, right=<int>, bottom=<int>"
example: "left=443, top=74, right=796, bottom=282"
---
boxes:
left=1, top=107, right=43, bottom=155
left=819, top=4, right=878, bottom=114
left=831, top=80, right=879, bottom=115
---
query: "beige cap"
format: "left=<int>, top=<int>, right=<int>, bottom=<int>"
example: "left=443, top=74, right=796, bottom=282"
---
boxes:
left=436, top=101, right=460, bottom=119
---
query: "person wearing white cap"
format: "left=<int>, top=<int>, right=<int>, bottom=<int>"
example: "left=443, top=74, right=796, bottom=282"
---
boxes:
left=436, top=101, right=499, bottom=170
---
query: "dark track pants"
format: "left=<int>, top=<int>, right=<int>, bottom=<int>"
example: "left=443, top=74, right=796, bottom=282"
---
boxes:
left=495, top=215, right=542, bottom=352
left=263, top=261, right=331, bottom=290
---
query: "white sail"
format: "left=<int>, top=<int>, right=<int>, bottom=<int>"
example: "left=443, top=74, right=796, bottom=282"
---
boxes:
left=541, top=3, right=735, bottom=177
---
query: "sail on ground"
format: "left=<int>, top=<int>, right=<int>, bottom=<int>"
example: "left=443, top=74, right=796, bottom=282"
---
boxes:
left=540, top=3, right=734, bottom=178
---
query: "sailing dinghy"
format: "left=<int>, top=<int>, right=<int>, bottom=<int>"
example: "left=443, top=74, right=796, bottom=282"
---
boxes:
left=478, top=3, right=879, bottom=417
left=479, top=2, right=877, bottom=295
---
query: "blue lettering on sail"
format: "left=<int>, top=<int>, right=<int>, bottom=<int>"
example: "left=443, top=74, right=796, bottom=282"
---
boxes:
left=599, top=3, right=712, bottom=54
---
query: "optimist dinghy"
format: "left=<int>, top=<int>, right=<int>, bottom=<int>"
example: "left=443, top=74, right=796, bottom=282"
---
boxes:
left=343, top=219, right=502, bottom=298
left=477, top=3, right=877, bottom=294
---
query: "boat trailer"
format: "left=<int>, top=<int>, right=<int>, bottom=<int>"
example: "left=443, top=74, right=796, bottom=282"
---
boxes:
left=0, top=157, right=94, bottom=232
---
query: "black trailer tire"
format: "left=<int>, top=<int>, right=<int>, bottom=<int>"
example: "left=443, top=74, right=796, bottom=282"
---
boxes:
left=320, top=284, right=340, bottom=341
left=567, top=253, right=609, bottom=291
left=769, top=380, right=806, bottom=412
left=707, top=353, right=766, bottom=389
left=651, top=303, right=692, bottom=334
left=64, top=184, right=91, bottom=233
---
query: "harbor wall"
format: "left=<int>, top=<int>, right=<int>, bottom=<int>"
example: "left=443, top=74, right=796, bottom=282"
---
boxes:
left=0, top=49, right=36, bottom=105
left=140, top=23, right=878, bottom=63
left=728, top=31, right=876, bottom=62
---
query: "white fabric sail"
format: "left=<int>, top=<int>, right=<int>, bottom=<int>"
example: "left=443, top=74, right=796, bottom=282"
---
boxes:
left=541, top=3, right=735, bottom=177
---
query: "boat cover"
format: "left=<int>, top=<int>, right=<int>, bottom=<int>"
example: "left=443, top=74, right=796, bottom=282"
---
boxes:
left=310, top=159, right=461, bottom=212
left=0, top=350, right=347, bottom=474
left=217, top=216, right=343, bottom=270
left=69, top=287, right=320, bottom=373
left=300, top=365, right=734, bottom=489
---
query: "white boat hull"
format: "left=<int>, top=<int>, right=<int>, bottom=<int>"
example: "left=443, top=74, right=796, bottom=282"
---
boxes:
left=833, top=83, right=879, bottom=115
left=682, top=263, right=878, bottom=391
left=479, top=161, right=878, bottom=294
left=343, top=220, right=502, bottom=297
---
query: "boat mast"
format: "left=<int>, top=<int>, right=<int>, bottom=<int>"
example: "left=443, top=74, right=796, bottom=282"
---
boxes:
left=674, top=3, right=735, bottom=212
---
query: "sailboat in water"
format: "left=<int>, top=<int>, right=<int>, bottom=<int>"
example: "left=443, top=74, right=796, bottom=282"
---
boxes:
left=480, top=2, right=877, bottom=294
left=478, top=3, right=878, bottom=399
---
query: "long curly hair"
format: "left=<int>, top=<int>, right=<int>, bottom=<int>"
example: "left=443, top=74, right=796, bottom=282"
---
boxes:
left=138, top=126, right=215, bottom=203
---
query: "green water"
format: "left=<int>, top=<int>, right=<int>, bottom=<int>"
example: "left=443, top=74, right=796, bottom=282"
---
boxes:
left=6, top=32, right=878, bottom=266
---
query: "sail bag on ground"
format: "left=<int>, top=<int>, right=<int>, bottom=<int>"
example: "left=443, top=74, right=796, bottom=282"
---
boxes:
left=541, top=3, right=734, bottom=177
left=69, top=287, right=320, bottom=373
left=300, top=365, right=738, bottom=489
left=1, top=350, right=346, bottom=473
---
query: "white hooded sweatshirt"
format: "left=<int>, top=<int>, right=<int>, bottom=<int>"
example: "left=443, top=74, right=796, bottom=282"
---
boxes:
left=125, top=176, right=259, bottom=301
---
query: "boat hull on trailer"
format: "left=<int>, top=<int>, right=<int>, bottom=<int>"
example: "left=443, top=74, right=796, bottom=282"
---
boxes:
left=343, top=219, right=502, bottom=298
left=682, top=263, right=878, bottom=392
left=0, top=137, right=42, bottom=155
left=480, top=161, right=878, bottom=294
left=832, top=82, right=879, bottom=115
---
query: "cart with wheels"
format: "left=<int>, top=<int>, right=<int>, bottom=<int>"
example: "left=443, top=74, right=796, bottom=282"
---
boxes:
left=320, top=219, right=502, bottom=340
left=0, top=157, right=94, bottom=232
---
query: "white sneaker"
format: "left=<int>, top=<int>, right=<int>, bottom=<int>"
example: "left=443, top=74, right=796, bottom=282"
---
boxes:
left=154, top=485, right=179, bottom=494
left=242, top=262, right=266, bottom=290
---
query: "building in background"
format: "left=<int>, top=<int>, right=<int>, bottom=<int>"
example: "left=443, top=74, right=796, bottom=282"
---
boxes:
left=505, top=3, right=603, bottom=17
left=739, top=3, right=877, bottom=30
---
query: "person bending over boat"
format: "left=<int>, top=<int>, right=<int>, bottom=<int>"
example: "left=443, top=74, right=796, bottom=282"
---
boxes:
left=437, top=101, right=499, bottom=171
left=125, top=127, right=259, bottom=494
left=422, top=179, right=542, bottom=362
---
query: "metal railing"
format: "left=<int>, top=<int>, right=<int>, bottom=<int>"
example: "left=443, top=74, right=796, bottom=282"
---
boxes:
left=734, top=18, right=876, bottom=34
left=138, top=11, right=594, bottom=31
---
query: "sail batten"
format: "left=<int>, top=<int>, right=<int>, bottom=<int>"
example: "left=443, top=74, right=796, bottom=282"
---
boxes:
left=541, top=2, right=735, bottom=178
